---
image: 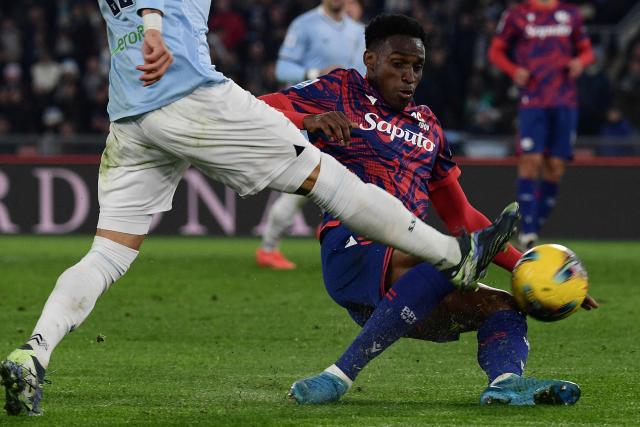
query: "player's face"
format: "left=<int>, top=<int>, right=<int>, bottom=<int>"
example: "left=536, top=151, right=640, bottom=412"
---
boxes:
left=322, top=0, right=346, bottom=13
left=365, top=35, right=425, bottom=111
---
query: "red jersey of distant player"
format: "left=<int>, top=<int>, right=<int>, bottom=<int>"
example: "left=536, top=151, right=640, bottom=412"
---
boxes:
left=488, top=0, right=594, bottom=108
left=263, top=68, right=460, bottom=223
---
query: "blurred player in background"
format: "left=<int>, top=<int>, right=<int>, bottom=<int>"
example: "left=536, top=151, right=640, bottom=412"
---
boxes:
left=257, top=0, right=366, bottom=270
left=489, top=0, right=594, bottom=250
left=0, top=0, right=517, bottom=416
left=260, top=13, right=597, bottom=406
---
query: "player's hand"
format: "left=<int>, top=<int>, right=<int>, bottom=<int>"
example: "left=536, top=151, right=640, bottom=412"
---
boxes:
left=513, top=67, right=530, bottom=87
left=568, top=58, right=584, bottom=79
left=302, top=112, right=359, bottom=146
left=581, top=294, right=599, bottom=310
left=136, top=30, right=174, bottom=87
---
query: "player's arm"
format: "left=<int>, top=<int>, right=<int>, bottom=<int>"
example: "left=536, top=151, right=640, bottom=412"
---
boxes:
left=488, top=11, right=529, bottom=86
left=567, top=11, right=595, bottom=79
left=260, top=92, right=356, bottom=145
left=259, top=73, right=358, bottom=144
left=275, top=20, right=312, bottom=83
left=488, top=38, right=529, bottom=87
left=135, top=4, right=173, bottom=87
left=429, top=176, right=599, bottom=309
left=429, top=176, right=521, bottom=272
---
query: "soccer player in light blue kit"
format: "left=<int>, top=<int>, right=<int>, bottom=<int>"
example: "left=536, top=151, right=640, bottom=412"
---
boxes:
left=276, top=0, right=366, bottom=83
left=257, top=0, right=367, bottom=270
left=0, top=1, right=519, bottom=416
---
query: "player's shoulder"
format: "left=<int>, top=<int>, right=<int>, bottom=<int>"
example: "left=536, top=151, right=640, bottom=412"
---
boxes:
left=557, top=1, right=579, bottom=12
left=290, top=68, right=348, bottom=92
left=504, top=2, right=527, bottom=16
left=325, top=68, right=352, bottom=81
left=556, top=2, right=582, bottom=19
left=344, top=15, right=365, bottom=31
left=290, top=7, right=323, bottom=27
left=323, top=68, right=364, bottom=86
left=496, top=2, right=525, bottom=29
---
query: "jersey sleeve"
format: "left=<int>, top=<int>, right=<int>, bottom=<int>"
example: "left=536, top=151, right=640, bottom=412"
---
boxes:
left=488, top=9, right=520, bottom=77
left=494, top=9, right=519, bottom=44
left=136, top=0, right=165, bottom=15
left=275, top=19, right=309, bottom=82
left=570, top=7, right=590, bottom=46
left=570, top=8, right=595, bottom=66
left=427, top=119, right=460, bottom=191
left=280, top=69, right=345, bottom=114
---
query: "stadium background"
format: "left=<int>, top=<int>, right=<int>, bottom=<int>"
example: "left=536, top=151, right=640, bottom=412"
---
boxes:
left=0, top=0, right=638, bottom=238
left=1, top=3, right=639, bottom=425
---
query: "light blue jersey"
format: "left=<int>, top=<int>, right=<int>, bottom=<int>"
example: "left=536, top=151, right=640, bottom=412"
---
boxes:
left=98, top=0, right=227, bottom=121
left=276, top=6, right=366, bottom=83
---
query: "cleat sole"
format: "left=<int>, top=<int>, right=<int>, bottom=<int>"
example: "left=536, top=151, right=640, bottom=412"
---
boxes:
left=1, top=361, right=26, bottom=415
left=534, top=382, right=581, bottom=405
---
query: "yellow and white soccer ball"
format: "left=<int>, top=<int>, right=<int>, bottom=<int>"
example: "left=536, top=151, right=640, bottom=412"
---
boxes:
left=512, top=244, right=589, bottom=322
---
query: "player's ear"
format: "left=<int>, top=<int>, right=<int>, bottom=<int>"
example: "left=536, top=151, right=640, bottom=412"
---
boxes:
left=363, top=50, right=376, bottom=71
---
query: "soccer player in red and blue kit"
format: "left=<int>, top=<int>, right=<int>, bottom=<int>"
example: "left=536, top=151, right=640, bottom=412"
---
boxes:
left=259, top=14, right=598, bottom=406
left=489, top=0, right=595, bottom=249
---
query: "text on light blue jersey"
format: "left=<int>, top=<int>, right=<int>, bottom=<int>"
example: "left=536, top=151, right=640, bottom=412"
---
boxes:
left=276, top=6, right=366, bottom=83
left=98, top=0, right=227, bottom=121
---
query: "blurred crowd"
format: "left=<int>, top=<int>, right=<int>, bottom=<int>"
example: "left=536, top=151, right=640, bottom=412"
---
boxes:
left=0, top=0, right=639, bottom=146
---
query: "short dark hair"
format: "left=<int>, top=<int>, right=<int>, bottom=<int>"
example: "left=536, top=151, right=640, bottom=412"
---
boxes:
left=365, top=14, right=427, bottom=50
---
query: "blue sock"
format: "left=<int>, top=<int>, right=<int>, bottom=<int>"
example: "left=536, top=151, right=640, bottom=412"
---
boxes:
left=537, top=180, right=558, bottom=230
left=517, top=178, right=538, bottom=234
left=477, top=310, right=529, bottom=384
left=335, top=263, right=454, bottom=381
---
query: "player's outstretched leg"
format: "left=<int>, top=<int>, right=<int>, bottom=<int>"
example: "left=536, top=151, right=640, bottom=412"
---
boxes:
left=289, top=263, right=454, bottom=404
left=480, top=374, right=580, bottom=406
left=300, top=153, right=519, bottom=287
left=1, top=235, right=139, bottom=415
left=289, top=365, right=352, bottom=404
left=256, top=193, right=307, bottom=269
left=1, top=346, right=46, bottom=416
left=443, top=202, right=520, bottom=289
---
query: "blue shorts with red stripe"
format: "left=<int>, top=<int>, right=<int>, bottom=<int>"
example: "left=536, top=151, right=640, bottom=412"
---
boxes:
left=320, top=222, right=461, bottom=343
left=518, top=107, right=577, bottom=160
left=320, top=223, right=392, bottom=310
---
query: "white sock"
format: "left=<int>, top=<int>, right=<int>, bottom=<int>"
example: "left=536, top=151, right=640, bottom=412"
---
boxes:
left=308, top=153, right=461, bottom=268
left=262, top=193, right=307, bottom=251
left=491, top=373, right=519, bottom=385
left=27, top=236, right=139, bottom=368
left=324, top=364, right=353, bottom=388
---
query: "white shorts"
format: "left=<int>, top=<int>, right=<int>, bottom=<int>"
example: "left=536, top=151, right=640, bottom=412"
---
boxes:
left=98, top=81, right=320, bottom=233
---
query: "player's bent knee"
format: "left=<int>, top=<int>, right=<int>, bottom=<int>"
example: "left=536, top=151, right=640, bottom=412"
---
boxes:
left=476, top=284, right=520, bottom=314
left=96, top=213, right=152, bottom=250
left=518, top=154, right=543, bottom=178
left=268, top=143, right=321, bottom=195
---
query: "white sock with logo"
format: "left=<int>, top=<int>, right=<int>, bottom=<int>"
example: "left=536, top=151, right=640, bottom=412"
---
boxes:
left=262, top=193, right=307, bottom=251
left=308, top=153, right=461, bottom=268
left=27, top=236, right=139, bottom=368
left=324, top=364, right=353, bottom=388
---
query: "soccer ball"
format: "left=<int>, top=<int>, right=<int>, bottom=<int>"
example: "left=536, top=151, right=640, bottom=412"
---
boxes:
left=511, top=244, right=588, bottom=322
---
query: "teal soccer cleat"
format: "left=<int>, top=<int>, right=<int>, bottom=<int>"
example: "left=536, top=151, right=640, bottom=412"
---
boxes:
left=480, top=374, right=581, bottom=406
left=1, top=346, right=46, bottom=416
left=289, top=368, right=351, bottom=404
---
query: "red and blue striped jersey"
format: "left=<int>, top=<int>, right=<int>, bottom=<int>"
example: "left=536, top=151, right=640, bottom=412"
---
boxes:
left=493, top=1, right=591, bottom=108
left=281, top=68, right=460, bottom=221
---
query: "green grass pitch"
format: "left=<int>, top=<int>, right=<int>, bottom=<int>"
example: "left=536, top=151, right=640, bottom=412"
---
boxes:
left=1, top=236, right=639, bottom=426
